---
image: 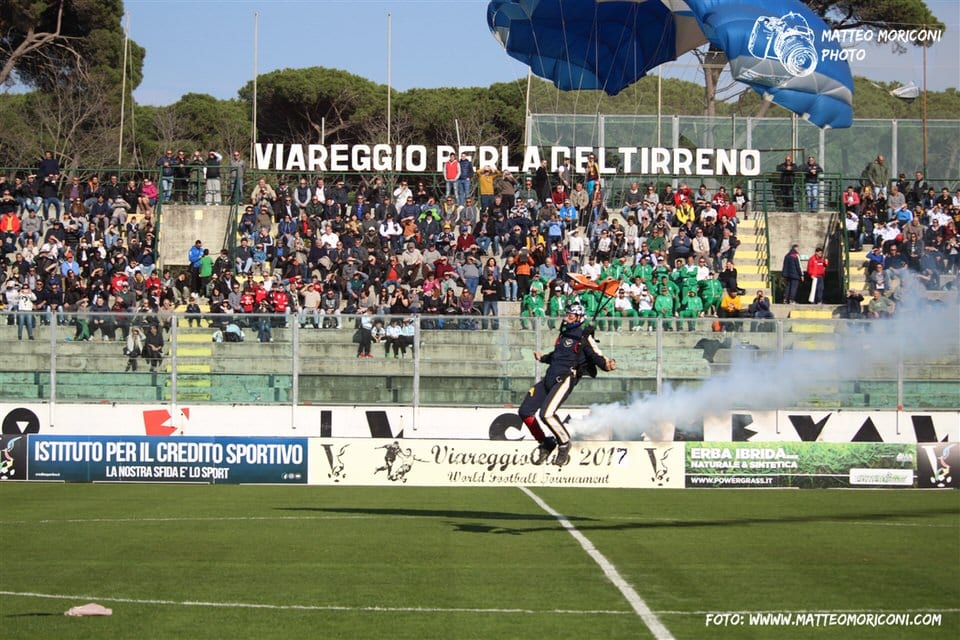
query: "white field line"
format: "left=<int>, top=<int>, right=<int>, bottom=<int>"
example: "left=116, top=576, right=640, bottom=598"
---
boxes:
left=0, top=591, right=630, bottom=616
left=6, top=514, right=948, bottom=528
left=0, top=514, right=387, bottom=525
left=654, top=608, right=960, bottom=616
left=519, top=486, right=675, bottom=640
left=603, top=516, right=956, bottom=528
left=2, top=591, right=954, bottom=619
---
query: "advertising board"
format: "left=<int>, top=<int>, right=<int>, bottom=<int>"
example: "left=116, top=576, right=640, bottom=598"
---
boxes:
left=24, top=435, right=308, bottom=484
left=685, top=442, right=916, bottom=488
left=308, top=439, right=683, bottom=488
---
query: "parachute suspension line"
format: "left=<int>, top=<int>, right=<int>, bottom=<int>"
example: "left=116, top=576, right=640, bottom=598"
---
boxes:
left=520, top=0, right=548, bottom=134
left=557, top=0, right=574, bottom=120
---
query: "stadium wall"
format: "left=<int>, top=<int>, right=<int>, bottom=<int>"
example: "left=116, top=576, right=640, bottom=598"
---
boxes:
left=1, top=403, right=956, bottom=442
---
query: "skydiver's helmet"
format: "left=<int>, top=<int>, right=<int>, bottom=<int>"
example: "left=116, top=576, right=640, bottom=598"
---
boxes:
left=565, top=303, right=585, bottom=319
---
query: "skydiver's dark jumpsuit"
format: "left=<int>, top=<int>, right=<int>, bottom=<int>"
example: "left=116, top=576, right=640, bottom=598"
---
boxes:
left=519, top=323, right=611, bottom=445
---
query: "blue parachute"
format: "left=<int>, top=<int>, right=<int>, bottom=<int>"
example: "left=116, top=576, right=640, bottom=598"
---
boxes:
left=487, top=0, right=854, bottom=128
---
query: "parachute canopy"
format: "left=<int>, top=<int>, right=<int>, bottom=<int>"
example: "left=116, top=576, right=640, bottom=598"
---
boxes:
left=487, top=0, right=854, bottom=128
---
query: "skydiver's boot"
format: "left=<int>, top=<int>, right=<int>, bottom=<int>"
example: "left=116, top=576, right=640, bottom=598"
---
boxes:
left=554, top=440, right=572, bottom=466
left=533, top=436, right=558, bottom=465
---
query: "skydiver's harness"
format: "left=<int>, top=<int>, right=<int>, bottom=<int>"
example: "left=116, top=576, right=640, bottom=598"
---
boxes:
left=553, top=324, right=600, bottom=383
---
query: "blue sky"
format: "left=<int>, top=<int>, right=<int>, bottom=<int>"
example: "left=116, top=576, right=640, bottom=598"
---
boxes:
left=126, top=0, right=960, bottom=107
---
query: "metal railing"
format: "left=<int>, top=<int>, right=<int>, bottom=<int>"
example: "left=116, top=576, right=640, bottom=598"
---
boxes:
left=1, top=311, right=956, bottom=413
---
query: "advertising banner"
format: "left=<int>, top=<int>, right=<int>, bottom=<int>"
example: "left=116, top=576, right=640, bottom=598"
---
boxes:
left=308, top=439, right=683, bottom=488
left=685, top=442, right=916, bottom=488
left=916, top=443, right=959, bottom=489
left=1, top=434, right=29, bottom=480
left=26, top=436, right=308, bottom=484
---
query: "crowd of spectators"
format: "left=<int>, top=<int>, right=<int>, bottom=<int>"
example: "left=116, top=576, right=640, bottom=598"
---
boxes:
left=842, top=162, right=960, bottom=318
left=5, top=148, right=956, bottom=345
left=203, top=162, right=758, bottom=338
left=1, top=152, right=165, bottom=342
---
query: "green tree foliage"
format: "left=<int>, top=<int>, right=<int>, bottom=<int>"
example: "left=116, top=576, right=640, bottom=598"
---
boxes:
left=238, top=67, right=382, bottom=144
left=0, top=0, right=144, bottom=89
left=0, top=0, right=144, bottom=170
left=817, top=0, right=944, bottom=35
left=392, top=84, right=525, bottom=148
left=131, top=94, right=249, bottom=167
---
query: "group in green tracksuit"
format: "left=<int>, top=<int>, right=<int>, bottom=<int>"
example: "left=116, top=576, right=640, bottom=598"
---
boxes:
left=547, top=287, right=568, bottom=328
left=653, top=286, right=676, bottom=331
left=678, top=289, right=704, bottom=330
left=699, top=277, right=724, bottom=316
left=521, top=281, right=546, bottom=329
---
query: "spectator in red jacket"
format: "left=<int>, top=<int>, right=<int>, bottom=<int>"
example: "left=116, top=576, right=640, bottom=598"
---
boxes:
left=806, top=246, right=828, bottom=304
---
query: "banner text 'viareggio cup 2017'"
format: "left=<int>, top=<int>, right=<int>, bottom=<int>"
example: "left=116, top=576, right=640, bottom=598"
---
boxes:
left=23, top=435, right=308, bottom=484
left=685, top=442, right=916, bottom=488
left=308, top=439, right=683, bottom=488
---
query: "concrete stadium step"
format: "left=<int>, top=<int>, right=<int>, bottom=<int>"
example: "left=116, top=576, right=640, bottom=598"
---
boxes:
left=848, top=250, right=870, bottom=291
left=787, top=308, right=836, bottom=333
left=55, top=372, right=159, bottom=387
left=0, top=384, right=42, bottom=399
left=0, top=371, right=45, bottom=385
left=46, top=384, right=163, bottom=401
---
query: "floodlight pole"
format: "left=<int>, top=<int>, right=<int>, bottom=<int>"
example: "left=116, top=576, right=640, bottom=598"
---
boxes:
left=251, top=12, right=259, bottom=161
left=657, top=67, right=662, bottom=147
left=922, top=27, right=928, bottom=175
left=118, top=15, right=130, bottom=167
left=387, top=13, right=392, bottom=146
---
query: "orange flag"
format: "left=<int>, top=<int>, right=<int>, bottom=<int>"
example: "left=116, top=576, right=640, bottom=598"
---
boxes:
left=568, top=273, right=621, bottom=297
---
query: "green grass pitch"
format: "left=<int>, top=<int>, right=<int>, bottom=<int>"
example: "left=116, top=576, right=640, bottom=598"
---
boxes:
left=1, top=484, right=957, bottom=639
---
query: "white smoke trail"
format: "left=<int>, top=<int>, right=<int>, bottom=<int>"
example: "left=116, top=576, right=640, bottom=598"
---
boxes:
left=573, top=281, right=959, bottom=441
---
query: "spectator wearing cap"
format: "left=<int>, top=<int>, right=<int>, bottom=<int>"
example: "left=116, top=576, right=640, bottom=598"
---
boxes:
left=472, top=211, right=496, bottom=256
left=432, top=254, right=457, bottom=282
left=417, top=198, right=442, bottom=244
left=440, top=195, right=460, bottom=224
left=421, top=240, right=442, bottom=267
left=457, top=255, right=481, bottom=297
left=455, top=223, right=477, bottom=254
left=252, top=241, right=269, bottom=276
left=434, top=222, right=455, bottom=256
left=60, top=252, right=81, bottom=278
left=517, top=175, right=537, bottom=204
left=16, top=283, right=38, bottom=339
left=558, top=198, right=578, bottom=229
left=379, top=212, right=403, bottom=254
left=537, top=198, right=557, bottom=232
left=398, top=242, right=424, bottom=284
